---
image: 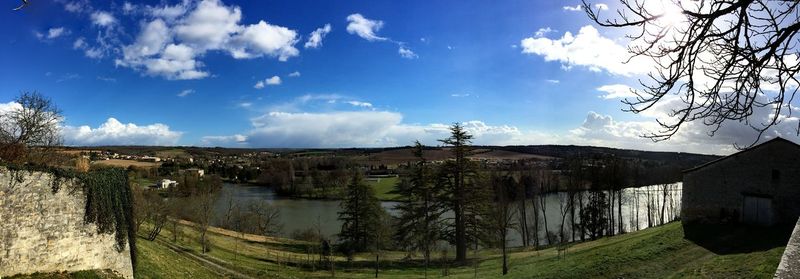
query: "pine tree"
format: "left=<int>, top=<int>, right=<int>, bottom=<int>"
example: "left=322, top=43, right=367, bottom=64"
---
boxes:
left=391, top=141, right=444, bottom=276
left=437, top=123, right=487, bottom=263
left=338, top=171, right=385, bottom=253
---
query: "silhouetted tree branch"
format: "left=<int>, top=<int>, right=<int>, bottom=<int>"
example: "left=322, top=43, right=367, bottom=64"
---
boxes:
left=585, top=0, right=800, bottom=147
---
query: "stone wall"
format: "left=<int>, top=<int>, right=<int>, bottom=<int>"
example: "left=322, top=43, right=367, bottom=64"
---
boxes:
left=682, top=138, right=800, bottom=225
left=0, top=168, right=133, bottom=278
left=776, top=218, right=800, bottom=278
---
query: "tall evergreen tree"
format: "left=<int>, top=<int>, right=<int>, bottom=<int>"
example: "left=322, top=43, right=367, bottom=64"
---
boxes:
left=391, top=141, right=444, bottom=276
left=438, top=123, right=485, bottom=263
left=338, top=171, right=385, bottom=253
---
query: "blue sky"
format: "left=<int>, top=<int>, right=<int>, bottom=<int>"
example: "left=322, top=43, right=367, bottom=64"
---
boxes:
left=1, top=0, right=796, bottom=154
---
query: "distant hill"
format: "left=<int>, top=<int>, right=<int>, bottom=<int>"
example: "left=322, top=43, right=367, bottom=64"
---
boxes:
left=67, top=144, right=720, bottom=173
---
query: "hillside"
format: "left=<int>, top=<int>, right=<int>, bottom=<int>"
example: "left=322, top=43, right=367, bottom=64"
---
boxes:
left=132, top=221, right=787, bottom=278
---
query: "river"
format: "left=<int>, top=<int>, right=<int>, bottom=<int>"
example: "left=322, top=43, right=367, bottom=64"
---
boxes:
left=212, top=182, right=682, bottom=247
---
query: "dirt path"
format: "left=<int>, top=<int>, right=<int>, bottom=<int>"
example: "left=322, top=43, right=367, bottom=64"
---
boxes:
left=156, top=238, right=256, bottom=279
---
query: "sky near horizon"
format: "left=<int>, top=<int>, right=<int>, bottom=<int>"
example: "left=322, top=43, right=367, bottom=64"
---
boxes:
left=1, top=0, right=799, bottom=155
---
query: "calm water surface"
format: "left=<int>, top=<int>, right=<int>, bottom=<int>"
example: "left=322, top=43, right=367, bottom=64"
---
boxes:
left=212, top=182, right=682, bottom=247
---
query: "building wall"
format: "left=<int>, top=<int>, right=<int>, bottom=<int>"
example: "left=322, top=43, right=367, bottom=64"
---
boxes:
left=682, top=140, right=800, bottom=225
left=0, top=168, right=134, bottom=278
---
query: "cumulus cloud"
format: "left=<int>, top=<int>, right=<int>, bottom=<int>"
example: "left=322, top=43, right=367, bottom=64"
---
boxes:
left=228, top=20, right=300, bottom=61
left=398, top=46, right=418, bottom=59
left=346, top=13, right=386, bottom=41
left=597, top=84, right=636, bottom=99
left=112, top=0, right=300, bottom=80
left=288, top=71, right=301, bottom=77
left=62, top=118, right=182, bottom=146
left=563, top=5, right=582, bottom=11
left=304, top=24, right=332, bottom=49
left=520, top=25, right=651, bottom=76
left=265, top=76, right=281, bottom=85
left=569, top=109, right=800, bottom=155
left=91, top=11, right=116, bottom=27
left=595, top=3, right=609, bottom=10
left=254, top=75, right=281, bottom=89
left=201, top=107, right=550, bottom=148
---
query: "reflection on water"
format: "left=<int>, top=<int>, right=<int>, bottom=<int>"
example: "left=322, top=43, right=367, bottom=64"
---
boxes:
left=212, top=182, right=681, bottom=247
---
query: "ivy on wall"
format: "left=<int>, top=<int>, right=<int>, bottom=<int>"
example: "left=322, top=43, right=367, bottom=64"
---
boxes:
left=2, top=165, right=137, bottom=272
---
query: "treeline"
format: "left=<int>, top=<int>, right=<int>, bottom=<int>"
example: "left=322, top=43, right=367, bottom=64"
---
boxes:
left=208, top=156, right=359, bottom=199
left=332, top=124, right=683, bottom=276
left=133, top=172, right=227, bottom=254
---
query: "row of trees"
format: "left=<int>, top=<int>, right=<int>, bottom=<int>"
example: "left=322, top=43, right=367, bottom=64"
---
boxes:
left=334, top=123, right=683, bottom=276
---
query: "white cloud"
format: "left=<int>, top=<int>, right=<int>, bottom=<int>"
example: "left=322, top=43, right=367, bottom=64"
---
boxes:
left=0, top=102, right=22, bottom=115
left=597, top=84, right=636, bottom=99
left=595, top=3, right=609, bottom=10
left=451, top=93, right=471, bottom=97
left=63, top=1, right=88, bottom=13
left=122, top=2, right=137, bottom=14
left=569, top=108, right=800, bottom=155
left=265, top=75, right=281, bottom=85
left=346, top=101, right=373, bottom=108
left=174, top=0, right=242, bottom=51
left=398, top=46, right=418, bottom=59
left=304, top=24, right=332, bottom=49
left=112, top=0, right=300, bottom=80
left=534, top=27, right=553, bottom=38
left=238, top=102, right=252, bottom=108
left=62, top=118, right=182, bottom=146
left=177, top=89, right=194, bottom=97
left=288, top=71, right=301, bottom=77
left=229, top=20, right=300, bottom=61
left=73, top=38, right=87, bottom=49
left=255, top=75, right=281, bottom=89
left=215, top=110, right=545, bottom=148
left=346, top=13, right=386, bottom=41
left=563, top=5, right=581, bottom=11
left=73, top=37, right=105, bottom=59
left=520, top=25, right=651, bottom=76
left=91, top=11, right=116, bottom=27
left=545, top=79, right=560, bottom=84
left=46, top=27, right=68, bottom=39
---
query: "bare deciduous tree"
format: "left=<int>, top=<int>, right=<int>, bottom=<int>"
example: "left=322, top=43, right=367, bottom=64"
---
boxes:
left=0, top=92, right=62, bottom=162
left=584, top=0, right=800, bottom=147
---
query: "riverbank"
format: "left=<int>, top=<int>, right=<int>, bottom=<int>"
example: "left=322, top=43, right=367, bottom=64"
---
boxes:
left=222, top=175, right=401, bottom=202
left=131, top=220, right=786, bottom=278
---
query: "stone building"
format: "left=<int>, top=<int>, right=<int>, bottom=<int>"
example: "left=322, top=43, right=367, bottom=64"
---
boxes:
left=682, top=137, right=800, bottom=226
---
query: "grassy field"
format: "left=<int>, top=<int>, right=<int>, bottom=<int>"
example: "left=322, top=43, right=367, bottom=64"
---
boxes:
left=366, top=176, right=400, bottom=201
left=134, top=220, right=789, bottom=278
left=93, top=159, right=160, bottom=168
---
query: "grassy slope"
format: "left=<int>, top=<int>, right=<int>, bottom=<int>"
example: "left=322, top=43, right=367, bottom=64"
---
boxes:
left=367, top=176, right=399, bottom=201
left=135, top=221, right=787, bottom=279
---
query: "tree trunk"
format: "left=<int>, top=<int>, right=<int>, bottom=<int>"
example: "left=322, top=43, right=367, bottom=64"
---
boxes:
left=532, top=195, right=540, bottom=248
left=617, top=189, right=624, bottom=234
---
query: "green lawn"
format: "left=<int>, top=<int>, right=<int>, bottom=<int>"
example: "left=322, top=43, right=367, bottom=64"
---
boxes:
left=366, top=176, right=399, bottom=201
left=132, top=221, right=789, bottom=278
